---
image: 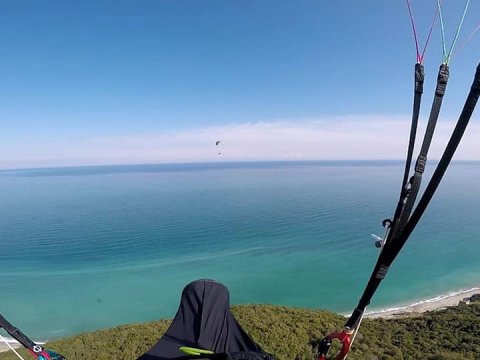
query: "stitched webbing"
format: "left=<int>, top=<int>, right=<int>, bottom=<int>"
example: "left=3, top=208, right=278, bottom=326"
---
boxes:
left=345, top=62, right=479, bottom=331
left=0, top=314, right=37, bottom=351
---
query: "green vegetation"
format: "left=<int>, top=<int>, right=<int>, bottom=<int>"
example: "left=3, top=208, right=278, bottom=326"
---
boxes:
left=1, top=303, right=480, bottom=360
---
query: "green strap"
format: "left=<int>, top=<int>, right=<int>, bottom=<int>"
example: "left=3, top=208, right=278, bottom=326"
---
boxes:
left=179, top=347, right=215, bottom=356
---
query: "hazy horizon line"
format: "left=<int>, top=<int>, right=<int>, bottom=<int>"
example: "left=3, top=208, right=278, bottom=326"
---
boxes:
left=3, top=158, right=480, bottom=172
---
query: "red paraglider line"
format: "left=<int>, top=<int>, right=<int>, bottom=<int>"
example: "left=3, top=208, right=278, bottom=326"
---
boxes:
left=419, top=1, right=441, bottom=63
left=406, top=0, right=442, bottom=64
left=406, top=0, right=421, bottom=63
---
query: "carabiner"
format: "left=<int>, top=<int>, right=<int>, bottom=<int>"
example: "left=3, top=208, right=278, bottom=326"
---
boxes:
left=318, top=330, right=352, bottom=360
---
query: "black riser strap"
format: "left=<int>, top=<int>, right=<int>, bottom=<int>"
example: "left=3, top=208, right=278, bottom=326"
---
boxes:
left=347, top=64, right=427, bottom=330
left=419, top=64, right=449, bottom=156
left=397, top=62, right=480, bottom=248
left=345, top=62, right=479, bottom=329
left=393, top=63, right=424, bottom=225
left=0, top=313, right=38, bottom=350
left=356, top=65, right=480, bottom=323
left=386, top=62, right=479, bottom=270
left=390, top=64, right=449, bottom=242
left=402, top=63, right=424, bottom=189
left=354, top=65, right=450, bottom=313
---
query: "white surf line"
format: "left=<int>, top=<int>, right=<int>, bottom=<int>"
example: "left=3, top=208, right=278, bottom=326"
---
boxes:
left=362, top=287, right=480, bottom=317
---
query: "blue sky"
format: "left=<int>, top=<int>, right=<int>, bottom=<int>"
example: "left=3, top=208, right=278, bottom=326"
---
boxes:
left=1, top=1, right=479, bottom=168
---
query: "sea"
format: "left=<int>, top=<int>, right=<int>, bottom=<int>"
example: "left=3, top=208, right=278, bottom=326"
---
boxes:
left=1, top=161, right=480, bottom=341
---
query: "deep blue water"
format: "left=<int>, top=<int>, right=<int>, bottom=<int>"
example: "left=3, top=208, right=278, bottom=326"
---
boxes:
left=1, top=161, right=480, bottom=339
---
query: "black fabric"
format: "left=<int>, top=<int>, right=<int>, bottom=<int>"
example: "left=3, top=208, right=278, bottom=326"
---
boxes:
left=226, top=351, right=276, bottom=360
left=138, top=280, right=267, bottom=360
left=152, top=351, right=276, bottom=360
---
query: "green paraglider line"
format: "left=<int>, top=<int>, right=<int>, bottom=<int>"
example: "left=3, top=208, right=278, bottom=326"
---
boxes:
left=436, top=0, right=447, bottom=63
left=445, top=0, right=471, bottom=64
left=436, top=0, right=472, bottom=65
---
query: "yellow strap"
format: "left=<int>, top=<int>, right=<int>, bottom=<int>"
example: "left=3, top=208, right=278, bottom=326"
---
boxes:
left=179, top=346, right=214, bottom=356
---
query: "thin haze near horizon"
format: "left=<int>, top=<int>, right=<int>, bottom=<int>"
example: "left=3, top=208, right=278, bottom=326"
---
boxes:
left=1, top=1, right=479, bottom=169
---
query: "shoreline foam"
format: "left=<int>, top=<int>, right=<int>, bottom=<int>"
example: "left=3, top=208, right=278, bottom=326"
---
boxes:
left=364, top=287, right=480, bottom=319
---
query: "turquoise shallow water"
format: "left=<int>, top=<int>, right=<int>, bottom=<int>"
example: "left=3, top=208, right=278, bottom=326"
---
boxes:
left=1, top=161, right=480, bottom=339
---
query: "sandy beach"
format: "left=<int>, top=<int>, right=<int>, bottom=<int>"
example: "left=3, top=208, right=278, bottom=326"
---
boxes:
left=0, top=341, right=21, bottom=354
left=365, top=288, right=480, bottom=319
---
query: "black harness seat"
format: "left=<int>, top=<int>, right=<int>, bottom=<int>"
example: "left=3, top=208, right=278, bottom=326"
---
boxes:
left=138, top=279, right=272, bottom=360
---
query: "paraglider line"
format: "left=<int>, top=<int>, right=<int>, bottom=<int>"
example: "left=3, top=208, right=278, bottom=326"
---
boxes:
left=419, top=0, right=441, bottom=63
left=436, top=0, right=447, bottom=63
left=406, top=0, right=441, bottom=63
left=446, top=0, right=472, bottom=64
left=406, top=0, right=421, bottom=63
left=454, top=24, right=480, bottom=58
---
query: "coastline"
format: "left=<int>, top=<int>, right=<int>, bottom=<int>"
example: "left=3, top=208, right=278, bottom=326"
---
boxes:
left=2, top=288, right=479, bottom=354
left=0, top=340, right=21, bottom=354
left=364, top=287, right=480, bottom=319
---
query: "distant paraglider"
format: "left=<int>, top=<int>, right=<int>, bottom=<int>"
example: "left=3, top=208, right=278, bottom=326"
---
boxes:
left=215, top=140, right=223, bottom=155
